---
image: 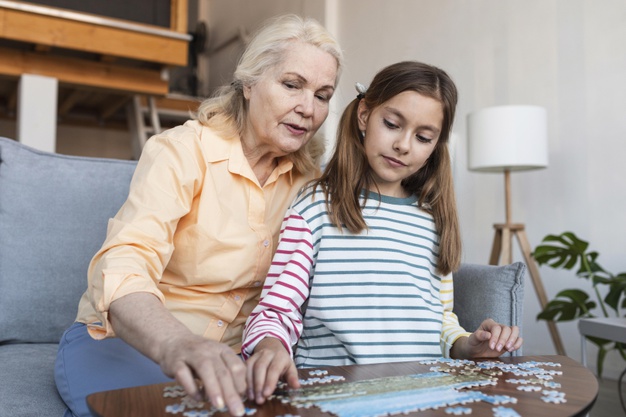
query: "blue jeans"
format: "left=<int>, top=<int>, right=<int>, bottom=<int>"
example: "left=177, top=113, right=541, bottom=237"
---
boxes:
left=55, top=323, right=174, bottom=417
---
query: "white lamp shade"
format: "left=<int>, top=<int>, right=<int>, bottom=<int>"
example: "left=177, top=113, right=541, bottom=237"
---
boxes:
left=467, top=105, right=549, bottom=172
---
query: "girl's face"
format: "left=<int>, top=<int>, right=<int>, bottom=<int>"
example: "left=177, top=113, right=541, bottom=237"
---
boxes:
left=357, top=91, right=443, bottom=198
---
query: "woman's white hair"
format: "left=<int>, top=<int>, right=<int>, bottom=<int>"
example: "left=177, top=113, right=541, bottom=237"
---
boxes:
left=195, top=14, right=343, bottom=173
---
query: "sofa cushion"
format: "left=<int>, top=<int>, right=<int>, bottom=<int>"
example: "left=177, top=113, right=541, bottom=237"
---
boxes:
left=0, top=137, right=137, bottom=343
left=0, top=343, right=67, bottom=416
left=453, top=262, right=526, bottom=336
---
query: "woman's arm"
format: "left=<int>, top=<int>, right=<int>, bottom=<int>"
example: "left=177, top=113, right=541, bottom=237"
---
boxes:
left=109, top=292, right=247, bottom=416
left=90, top=133, right=248, bottom=416
left=88, top=134, right=203, bottom=337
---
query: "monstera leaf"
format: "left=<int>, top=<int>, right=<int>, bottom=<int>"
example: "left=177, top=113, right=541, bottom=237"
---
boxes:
left=605, top=273, right=626, bottom=312
left=533, top=231, right=626, bottom=377
left=537, top=289, right=596, bottom=321
left=533, top=232, right=605, bottom=278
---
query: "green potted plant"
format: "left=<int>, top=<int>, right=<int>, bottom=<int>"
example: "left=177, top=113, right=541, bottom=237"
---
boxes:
left=533, top=231, right=626, bottom=377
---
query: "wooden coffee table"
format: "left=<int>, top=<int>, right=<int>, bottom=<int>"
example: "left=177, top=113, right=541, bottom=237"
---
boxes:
left=87, top=355, right=597, bottom=417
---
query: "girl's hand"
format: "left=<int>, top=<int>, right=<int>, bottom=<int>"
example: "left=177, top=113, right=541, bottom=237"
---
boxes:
left=451, top=318, right=523, bottom=359
left=245, top=337, right=300, bottom=404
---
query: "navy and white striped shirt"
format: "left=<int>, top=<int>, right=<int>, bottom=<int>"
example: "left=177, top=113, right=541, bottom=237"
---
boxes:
left=242, top=186, right=468, bottom=367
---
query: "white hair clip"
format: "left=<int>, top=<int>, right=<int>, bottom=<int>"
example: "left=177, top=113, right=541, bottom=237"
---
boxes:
left=355, top=82, right=368, bottom=99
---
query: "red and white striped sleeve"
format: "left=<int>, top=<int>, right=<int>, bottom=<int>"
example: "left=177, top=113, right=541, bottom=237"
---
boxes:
left=241, top=210, right=315, bottom=359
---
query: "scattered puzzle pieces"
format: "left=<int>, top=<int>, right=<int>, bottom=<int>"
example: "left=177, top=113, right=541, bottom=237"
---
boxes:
left=540, top=390, right=567, bottom=404
left=309, top=369, right=329, bottom=376
left=161, top=360, right=567, bottom=417
left=165, top=403, right=185, bottom=414
left=492, top=406, right=521, bottom=417
left=298, top=375, right=346, bottom=385
left=476, top=394, right=517, bottom=405
left=163, top=385, right=186, bottom=398
left=182, top=410, right=211, bottom=417
left=517, top=385, right=541, bottom=392
left=445, top=406, right=472, bottom=415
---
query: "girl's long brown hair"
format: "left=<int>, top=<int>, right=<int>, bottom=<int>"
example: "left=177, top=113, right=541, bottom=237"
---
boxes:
left=314, top=61, right=461, bottom=275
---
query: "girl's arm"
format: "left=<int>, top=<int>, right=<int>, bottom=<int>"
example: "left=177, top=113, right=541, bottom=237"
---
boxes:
left=242, top=210, right=315, bottom=403
left=440, top=273, right=472, bottom=357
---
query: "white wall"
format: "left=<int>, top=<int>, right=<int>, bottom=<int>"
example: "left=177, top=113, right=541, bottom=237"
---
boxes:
left=331, top=0, right=626, bottom=378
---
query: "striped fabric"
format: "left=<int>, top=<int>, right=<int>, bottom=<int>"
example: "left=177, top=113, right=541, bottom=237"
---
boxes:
left=242, top=186, right=469, bottom=367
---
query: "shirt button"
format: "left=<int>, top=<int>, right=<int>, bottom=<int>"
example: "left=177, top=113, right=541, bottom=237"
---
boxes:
left=234, top=295, right=241, bottom=301
left=263, top=240, right=270, bottom=247
left=217, top=320, right=223, bottom=327
left=253, top=281, right=261, bottom=287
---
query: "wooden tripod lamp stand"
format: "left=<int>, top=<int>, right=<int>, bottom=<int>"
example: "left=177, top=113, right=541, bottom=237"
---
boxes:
left=467, top=105, right=565, bottom=356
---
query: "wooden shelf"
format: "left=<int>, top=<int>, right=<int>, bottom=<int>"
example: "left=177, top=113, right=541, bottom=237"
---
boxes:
left=0, top=46, right=170, bottom=96
left=0, top=1, right=190, bottom=67
left=0, top=0, right=193, bottom=132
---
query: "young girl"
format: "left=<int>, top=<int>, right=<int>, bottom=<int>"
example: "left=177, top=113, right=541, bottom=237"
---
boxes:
left=241, top=61, right=523, bottom=404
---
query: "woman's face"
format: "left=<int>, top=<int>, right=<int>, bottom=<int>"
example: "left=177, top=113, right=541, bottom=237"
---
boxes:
left=358, top=90, right=444, bottom=198
left=243, top=41, right=338, bottom=157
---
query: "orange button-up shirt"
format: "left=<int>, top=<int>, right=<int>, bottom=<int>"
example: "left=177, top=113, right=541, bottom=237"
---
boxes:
left=75, top=118, right=317, bottom=352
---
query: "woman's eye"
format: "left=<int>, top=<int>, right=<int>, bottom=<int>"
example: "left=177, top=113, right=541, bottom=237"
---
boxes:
left=383, top=119, right=398, bottom=129
left=315, top=93, right=330, bottom=102
left=283, top=82, right=298, bottom=89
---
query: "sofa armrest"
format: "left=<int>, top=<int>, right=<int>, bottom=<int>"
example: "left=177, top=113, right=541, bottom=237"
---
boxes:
left=0, top=137, right=137, bottom=344
left=452, top=262, right=526, bottom=355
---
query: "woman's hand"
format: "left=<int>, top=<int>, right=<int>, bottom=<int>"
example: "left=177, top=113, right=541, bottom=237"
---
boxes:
left=158, top=334, right=247, bottom=415
left=245, top=337, right=300, bottom=404
left=109, top=293, right=247, bottom=416
left=451, top=318, right=523, bottom=359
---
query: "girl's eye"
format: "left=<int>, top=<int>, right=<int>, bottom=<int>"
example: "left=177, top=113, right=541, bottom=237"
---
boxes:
left=383, top=119, right=398, bottom=129
left=417, top=135, right=433, bottom=144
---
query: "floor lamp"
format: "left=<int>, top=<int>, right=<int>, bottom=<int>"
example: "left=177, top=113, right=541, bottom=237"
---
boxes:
left=467, top=105, right=566, bottom=356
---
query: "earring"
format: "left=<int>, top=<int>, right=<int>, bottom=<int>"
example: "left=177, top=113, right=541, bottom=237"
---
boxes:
left=360, top=130, right=366, bottom=138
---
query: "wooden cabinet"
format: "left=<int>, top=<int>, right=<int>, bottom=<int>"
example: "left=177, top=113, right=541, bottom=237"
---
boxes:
left=0, top=0, right=191, bottom=127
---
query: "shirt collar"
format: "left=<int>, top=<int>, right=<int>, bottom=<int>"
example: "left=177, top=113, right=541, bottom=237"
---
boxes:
left=198, top=120, right=294, bottom=186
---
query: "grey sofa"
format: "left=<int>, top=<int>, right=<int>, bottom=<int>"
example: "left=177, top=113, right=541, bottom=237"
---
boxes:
left=0, top=136, right=136, bottom=416
left=0, top=136, right=524, bottom=416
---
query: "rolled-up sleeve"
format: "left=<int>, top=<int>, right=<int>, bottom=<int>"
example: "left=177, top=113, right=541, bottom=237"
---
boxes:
left=86, top=132, right=203, bottom=338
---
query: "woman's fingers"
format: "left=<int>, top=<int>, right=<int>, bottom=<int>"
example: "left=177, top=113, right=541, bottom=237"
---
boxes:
left=221, top=350, right=248, bottom=396
left=162, top=337, right=247, bottom=416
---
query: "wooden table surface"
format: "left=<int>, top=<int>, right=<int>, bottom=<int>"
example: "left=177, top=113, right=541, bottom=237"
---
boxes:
left=87, top=355, right=597, bottom=417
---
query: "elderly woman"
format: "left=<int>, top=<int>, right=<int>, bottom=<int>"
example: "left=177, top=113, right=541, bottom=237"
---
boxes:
left=54, top=14, right=342, bottom=417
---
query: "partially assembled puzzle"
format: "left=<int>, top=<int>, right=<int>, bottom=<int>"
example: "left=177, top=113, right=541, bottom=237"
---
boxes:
left=162, top=359, right=565, bottom=417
